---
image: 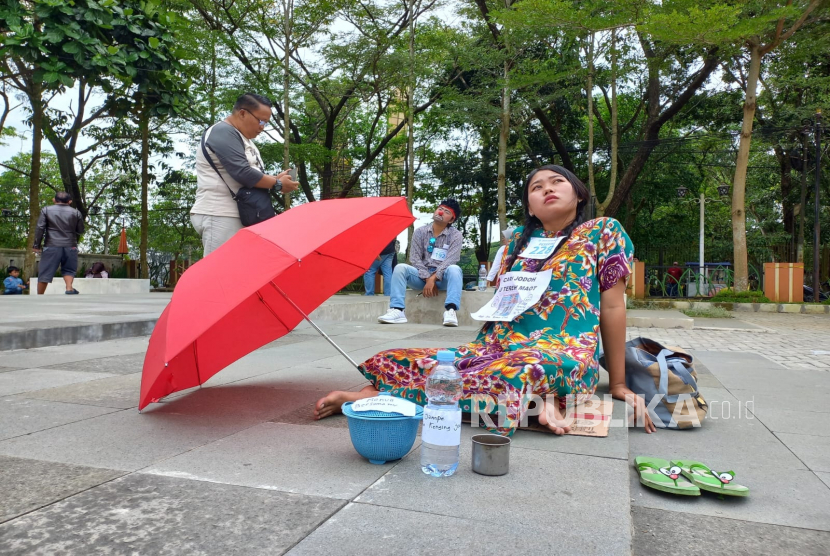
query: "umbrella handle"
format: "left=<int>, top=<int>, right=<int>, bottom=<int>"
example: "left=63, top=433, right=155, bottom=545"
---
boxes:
left=270, top=282, right=360, bottom=370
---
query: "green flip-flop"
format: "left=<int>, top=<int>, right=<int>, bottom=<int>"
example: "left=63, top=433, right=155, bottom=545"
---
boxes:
left=673, top=460, right=750, bottom=497
left=635, top=456, right=700, bottom=496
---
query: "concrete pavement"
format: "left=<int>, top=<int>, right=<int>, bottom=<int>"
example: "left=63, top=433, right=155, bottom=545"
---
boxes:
left=0, top=303, right=829, bottom=554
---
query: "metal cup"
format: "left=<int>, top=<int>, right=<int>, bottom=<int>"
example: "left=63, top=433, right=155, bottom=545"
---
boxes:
left=471, top=434, right=511, bottom=476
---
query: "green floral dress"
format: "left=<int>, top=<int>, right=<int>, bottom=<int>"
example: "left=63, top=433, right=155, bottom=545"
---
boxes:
left=358, top=217, right=634, bottom=435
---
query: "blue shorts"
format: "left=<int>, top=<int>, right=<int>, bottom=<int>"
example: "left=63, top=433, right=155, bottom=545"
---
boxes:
left=38, top=246, right=79, bottom=283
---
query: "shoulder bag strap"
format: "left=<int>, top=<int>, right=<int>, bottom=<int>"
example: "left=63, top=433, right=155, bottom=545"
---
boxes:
left=201, top=128, right=237, bottom=201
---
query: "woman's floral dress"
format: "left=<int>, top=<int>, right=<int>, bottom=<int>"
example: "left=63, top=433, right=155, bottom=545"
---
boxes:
left=358, top=217, right=633, bottom=435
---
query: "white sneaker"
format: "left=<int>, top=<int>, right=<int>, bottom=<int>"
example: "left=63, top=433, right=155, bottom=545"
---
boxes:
left=443, top=308, right=459, bottom=327
left=378, top=308, right=407, bottom=324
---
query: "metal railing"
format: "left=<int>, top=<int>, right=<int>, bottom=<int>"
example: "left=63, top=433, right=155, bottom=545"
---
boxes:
left=644, top=264, right=763, bottom=298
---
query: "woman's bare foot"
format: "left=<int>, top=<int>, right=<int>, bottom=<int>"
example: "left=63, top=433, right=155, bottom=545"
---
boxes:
left=313, top=385, right=379, bottom=420
left=537, top=398, right=572, bottom=435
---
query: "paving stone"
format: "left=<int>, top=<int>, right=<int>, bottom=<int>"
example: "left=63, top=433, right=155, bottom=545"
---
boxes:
left=774, top=433, right=830, bottom=473
left=749, top=408, right=830, bottom=437
left=693, top=352, right=830, bottom=393
left=0, top=336, right=149, bottom=368
left=630, top=387, right=805, bottom=472
left=817, top=472, right=830, bottom=490
left=632, top=507, right=830, bottom=556
left=508, top=397, right=629, bottom=460
left=143, top=422, right=407, bottom=499
left=289, top=501, right=618, bottom=556
left=692, top=317, right=765, bottom=330
left=630, top=462, right=830, bottom=531
left=0, top=455, right=123, bottom=524
left=0, top=368, right=116, bottom=396
left=0, top=396, right=118, bottom=440
left=19, top=373, right=143, bottom=409
left=0, top=473, right=344, bottom=555
left=356, top=443, right=631, bottom=547
left=272, top=401, right=352, bottom=429
left=729, top=387, right=830, bottom=415
left=41, top=352, right=147, bottom=375
left=405, top=327, right=481, bottom=342
left=0, top=387, right=322, bottom=471
left=228, top=362, right=369, bottom=392
left=0, top=366, right=21, bottom=374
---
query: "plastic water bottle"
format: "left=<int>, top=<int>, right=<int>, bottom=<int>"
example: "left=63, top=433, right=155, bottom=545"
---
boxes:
left=421, top=350, right=462, bottom=477
left=478, top=264, right=487, bottom=291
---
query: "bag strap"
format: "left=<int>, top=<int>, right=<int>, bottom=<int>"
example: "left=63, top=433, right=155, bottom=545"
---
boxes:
left=201, top=128, right=237, bottom=201
left=657, top=350, right=701, bottom=403
left=653, top=348, right=670, bottom=397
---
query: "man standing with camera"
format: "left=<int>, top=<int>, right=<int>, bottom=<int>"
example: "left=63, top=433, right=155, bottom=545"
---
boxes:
left=192, top=92, right=300, bottom=255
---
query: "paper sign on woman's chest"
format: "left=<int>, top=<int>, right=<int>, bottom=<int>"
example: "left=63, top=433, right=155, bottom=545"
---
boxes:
left=470, top=269, right=552, bottom=322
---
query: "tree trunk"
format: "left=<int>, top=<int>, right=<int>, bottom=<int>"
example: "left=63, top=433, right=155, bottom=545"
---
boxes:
left=405, top=5, right=416, bottom=261
left=531, top=107, right=574, bottom=172
left=139, top=106, right=150, bottom=279
left=586, top=33, right=595, bottom=203
left=103, top=217, right=112, bottom=255
left=24, top=80, right=43, bottom=281
left=731, top=42, right=762, bottom=292
left=599, top=29, right=619, bottom=217
left=797, top=133, right=808, bottom=262
left=774, top=144, right=795, bottom=258
left=497, top=60, right=509, bottom=233
left=283, top=0, right=292, bottom=211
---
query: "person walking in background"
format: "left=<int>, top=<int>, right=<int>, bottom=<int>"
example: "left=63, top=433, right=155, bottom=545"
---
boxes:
left=192, top=92, right=300, bottom=256
left=33, top=192, right=84, bottom=295
left=364, top=239, right=396, bottom=296
left=667, top=261, right=683, bottom=297
left=377, top=199, right=464, bottom=327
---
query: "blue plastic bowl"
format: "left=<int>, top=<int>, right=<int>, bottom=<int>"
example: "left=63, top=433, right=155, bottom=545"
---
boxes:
left=342, top=398, right=424, bottom=464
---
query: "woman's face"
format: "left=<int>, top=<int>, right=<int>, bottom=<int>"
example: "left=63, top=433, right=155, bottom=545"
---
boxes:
left=526, top=170, right=579, bottom=226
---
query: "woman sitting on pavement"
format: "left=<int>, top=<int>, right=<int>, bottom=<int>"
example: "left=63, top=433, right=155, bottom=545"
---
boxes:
left=314, top=165, right=655, bottom=435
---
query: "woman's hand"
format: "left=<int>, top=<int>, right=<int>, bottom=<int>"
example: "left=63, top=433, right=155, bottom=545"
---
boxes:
left=610, top=384, right=656, bottom=433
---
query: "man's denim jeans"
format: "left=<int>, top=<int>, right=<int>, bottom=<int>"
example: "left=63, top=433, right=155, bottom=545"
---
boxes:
left=364, top=252, right=395, bottom=295
left=390, top=263, right=463, bottom=310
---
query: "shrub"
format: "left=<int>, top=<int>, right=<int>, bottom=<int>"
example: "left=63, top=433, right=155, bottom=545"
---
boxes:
left=709, top=288, right=771, bottom=304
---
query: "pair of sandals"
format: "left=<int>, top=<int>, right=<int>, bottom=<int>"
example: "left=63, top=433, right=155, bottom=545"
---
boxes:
left=636, top=456, right=749, bottom=497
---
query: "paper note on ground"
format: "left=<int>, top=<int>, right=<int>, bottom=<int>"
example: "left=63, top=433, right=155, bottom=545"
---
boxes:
left=352, top=396, right=416, bottom=416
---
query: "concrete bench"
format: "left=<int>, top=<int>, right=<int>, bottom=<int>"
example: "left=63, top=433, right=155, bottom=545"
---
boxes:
left=404, top=289, right=492, bottom=326
left=30, top=278, right=151, bottom=295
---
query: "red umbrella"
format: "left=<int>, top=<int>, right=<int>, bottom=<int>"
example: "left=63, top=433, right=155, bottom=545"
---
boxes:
left=117, top=228, right=129, bottom=255
left=139, top=197, right=413, bottom=410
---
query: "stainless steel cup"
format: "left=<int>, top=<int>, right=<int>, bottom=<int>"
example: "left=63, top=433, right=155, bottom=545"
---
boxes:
left=471, top=434, right=511, bottom=476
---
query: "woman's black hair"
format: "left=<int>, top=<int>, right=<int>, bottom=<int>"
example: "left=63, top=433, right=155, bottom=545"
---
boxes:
left=502, top=165, right=591, bottom=272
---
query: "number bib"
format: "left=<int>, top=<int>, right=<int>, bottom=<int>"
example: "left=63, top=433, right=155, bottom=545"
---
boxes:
left=430, top=246, right=449, bottom=261
left=519, top=237, right=564, bottom=259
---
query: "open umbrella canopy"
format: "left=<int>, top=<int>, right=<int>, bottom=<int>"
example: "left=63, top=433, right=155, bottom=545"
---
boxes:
left=139, top=197, right=414, bottom=410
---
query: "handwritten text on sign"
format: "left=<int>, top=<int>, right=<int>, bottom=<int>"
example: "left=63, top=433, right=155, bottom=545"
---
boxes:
left=351, top=396, right=416, bottom=417
left=470, top=269, right=552, bottom=322
left=519, top=237, right=563, bottom=259
left=421, top=407, right=462, bottom=446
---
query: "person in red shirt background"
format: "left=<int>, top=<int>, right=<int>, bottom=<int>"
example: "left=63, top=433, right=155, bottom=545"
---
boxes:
left=667, top=261, right=683, bottom=297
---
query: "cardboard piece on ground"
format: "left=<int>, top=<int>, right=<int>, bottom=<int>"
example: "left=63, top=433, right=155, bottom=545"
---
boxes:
left=461, top=398, right=614, bottom=438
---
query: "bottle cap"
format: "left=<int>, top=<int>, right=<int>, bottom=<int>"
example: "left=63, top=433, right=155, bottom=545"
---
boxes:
left=436, top=350, right=455, bottom=362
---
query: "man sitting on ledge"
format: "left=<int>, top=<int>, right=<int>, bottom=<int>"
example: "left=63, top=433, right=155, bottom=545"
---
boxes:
left=377, top=198, right=463, bottom=327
